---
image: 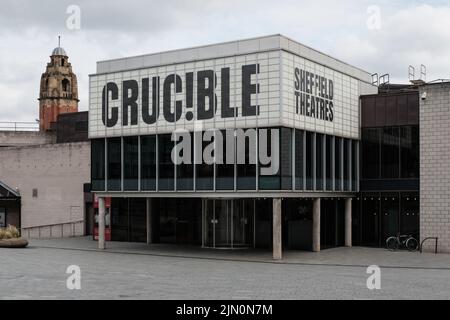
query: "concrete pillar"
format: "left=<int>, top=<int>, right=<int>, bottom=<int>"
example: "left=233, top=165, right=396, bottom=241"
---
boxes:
left=312, top=198, right=321, bottom=252
left=272, top=198, right=282, bottom=260
left=345, top=198, right=352, bottom=247
left=98, top=197, right=106, bottom=250
left=146, top=198, right=152, bottom=244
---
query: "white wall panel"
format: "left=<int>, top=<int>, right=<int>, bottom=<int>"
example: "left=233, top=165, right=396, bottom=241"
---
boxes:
left=280, top=51, right=375, bottom=139
left=90, top=36, right=376, bottom=140
left=89, top=51, right=282, bottom=138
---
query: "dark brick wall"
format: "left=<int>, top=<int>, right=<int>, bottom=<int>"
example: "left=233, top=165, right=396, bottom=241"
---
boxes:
left=56, top=111, right=88, bottom=143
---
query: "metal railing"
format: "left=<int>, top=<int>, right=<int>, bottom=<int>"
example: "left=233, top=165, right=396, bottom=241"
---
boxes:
left=20, top=220, right=84, bottom=239
left=420, top=237, right=439, bottom=254
left=0, top=121, right=39, bottom=132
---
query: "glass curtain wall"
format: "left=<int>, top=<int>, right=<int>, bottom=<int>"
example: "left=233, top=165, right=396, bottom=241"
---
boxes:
left=123, top=136, right=138, bottom=190
left=361, top=126, right=419, bottom=180
left=141, top=136, right=157, bottom=190
left=91, top=139, right=105, bottom=191
left=107, top=138, right=121, bottom=191
left=92, top=129, right=359, bottom=193
left=357, top=192, right=419, bottom=247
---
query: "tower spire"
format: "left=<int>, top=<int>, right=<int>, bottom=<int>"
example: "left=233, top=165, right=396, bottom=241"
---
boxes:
left=39, top=41, right=79, bottom=131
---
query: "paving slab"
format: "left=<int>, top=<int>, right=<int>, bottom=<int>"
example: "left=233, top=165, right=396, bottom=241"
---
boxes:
left=27, top=237, right=450, bottom=269
left=1, top=237, right=449, bottom=300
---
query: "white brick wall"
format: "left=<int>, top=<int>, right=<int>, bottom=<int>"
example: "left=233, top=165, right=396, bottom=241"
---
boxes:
left=419, top=83, right=450, bottom=253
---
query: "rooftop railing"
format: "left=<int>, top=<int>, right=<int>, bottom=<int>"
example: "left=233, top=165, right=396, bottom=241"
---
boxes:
left=0, top=121, right=39, bottom=132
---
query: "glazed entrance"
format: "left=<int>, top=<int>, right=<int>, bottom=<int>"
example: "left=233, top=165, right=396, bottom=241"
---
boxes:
left=202, top=199, right=255, bottom=248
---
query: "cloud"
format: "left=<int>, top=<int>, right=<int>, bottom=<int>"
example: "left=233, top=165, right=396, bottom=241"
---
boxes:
left=0, top=0, right=449, bottom=121
left=332, top=3, right=450, bottom=82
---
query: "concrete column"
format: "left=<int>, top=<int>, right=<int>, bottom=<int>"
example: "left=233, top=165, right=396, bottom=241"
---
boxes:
left=98, top=197, right=106, bottom=250
left=146, top=198, right=152, bottom=244
left=312, top=198, right=321, bottom=252
left=345, top=198, right=352, bottom=247
left=272, top=198, right=282, bottom=260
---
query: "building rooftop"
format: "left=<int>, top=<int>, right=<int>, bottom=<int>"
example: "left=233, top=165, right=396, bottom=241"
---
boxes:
left=94, top=34, right=373, bottom=82
left=422, top=79, right=450, bottom=86
left=52, top=46, right=67, bottom=56
left=0, top=181, right=20, bottom=198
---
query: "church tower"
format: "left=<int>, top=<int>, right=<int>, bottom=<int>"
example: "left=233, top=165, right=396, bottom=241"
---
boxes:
left=39, top=38, right=79, bottom=131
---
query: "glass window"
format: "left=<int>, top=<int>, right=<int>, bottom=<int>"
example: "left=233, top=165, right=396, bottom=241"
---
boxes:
left=343, top=139, right=350, bottom=191
left=123, top=136, right=138, bottom=191
left=400, top=193, right=419, bottom=239
left=91, top=139, right=105, bottom=191
left=111, top=198, right=129, bottom=241
left=237, top=130, right=256, bottom=190
left=158, top=134, right=174, bottom=190
left=107, top=138, right=121, bottom=191
left=129, top=198, right=146, bottom=242
left=255, top=199, right=272, bottom=249
left=280, top=128, right=292, bottom=190
left=216, top=130, right=234, bottom=190
left=325, top=135, right=333, bottom=191
left=361, top=128, right=380, bottom=179
left=259, top=128, right=280, bottom=190
left=352, top=140, right=358, bottom=191
left=316, top=133, right=324, bottom=190
left=196, top=132, right=214, bottom=190
left=361, top=193, right=380, bottom=247
left=176, top=132, right=194, bottom=190
left=141, top=135, right=156, bottom=190
left=400, top=126, right=419, bottom=179
left=381, top=194, right=399, bottom=243
left=295, top=130, right=304, bottom=190
left=158, top=198, right=178, bottom=243
left=381, top=127, right=400, bottom=178
left=0, top=207, right=5, bottom=228
left=305, top=131, right=314, bottom=190
left=334, top=137, right=342, bottom=191
left=233, top=199, right=254, bottom=247
left=283, top=199, right=313, bottom=250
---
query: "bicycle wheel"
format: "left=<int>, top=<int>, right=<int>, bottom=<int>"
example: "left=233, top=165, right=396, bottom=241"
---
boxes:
left=406, top=237, right=419, bottom=251
left=386, top=237, right=399, bottom=251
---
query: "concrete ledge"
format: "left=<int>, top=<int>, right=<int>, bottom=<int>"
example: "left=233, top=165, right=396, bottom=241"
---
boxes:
left=0, top=131, right=55, bottom=147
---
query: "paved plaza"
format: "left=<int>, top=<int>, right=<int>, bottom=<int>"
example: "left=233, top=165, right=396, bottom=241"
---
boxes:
left=0, top=237, right=449, bottom=300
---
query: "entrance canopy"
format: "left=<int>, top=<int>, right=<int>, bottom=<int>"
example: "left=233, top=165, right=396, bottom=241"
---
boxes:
left=0, top=181, right=20, bottom=199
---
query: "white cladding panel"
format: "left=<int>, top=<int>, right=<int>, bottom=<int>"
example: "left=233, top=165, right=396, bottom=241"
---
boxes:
left=89, top=51, right=281, bottom=138
left=89, top=44, right=376, bottom=139
left=281, top=51, right=374, bottom=139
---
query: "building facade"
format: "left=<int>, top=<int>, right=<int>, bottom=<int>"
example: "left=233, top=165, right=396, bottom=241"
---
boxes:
left=0, top=140, right=90, bottom=237
left=355, top=87, right=420, bottom=247
left=419, top=82, right=450, bottom=253
left=89, top=35, right=378, bottom=258
left=0, top=45, right=92, bottom=238
left=2, top=35, right=447, bottom=255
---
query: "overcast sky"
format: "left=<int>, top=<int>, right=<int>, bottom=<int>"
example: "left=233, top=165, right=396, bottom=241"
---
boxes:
left=0, top=0, right=449, bottom=121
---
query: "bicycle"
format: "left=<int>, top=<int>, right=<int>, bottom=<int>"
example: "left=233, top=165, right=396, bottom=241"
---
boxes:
left=386, top=233, right=419, bottom=251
